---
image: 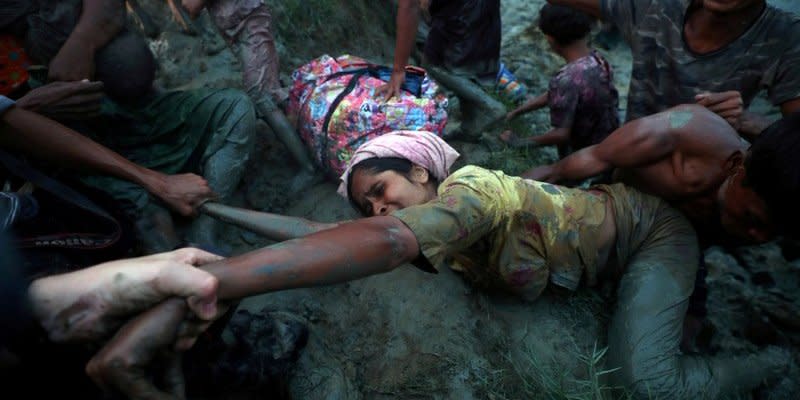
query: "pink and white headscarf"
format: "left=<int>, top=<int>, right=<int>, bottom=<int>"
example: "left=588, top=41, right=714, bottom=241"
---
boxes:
left=337, top=130, right=460, bottom=199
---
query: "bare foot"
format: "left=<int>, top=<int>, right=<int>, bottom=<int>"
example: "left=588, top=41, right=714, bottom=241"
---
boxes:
left=28, top=248, right=222, bottom=342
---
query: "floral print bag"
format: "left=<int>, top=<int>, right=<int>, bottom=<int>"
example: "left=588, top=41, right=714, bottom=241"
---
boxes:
left=287, top=54, right=448, bottom=177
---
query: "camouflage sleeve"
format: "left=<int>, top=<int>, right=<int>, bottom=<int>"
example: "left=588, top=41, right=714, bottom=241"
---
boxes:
left=600, top=0, right=657, bottom=44
left=391, top=170, right=506, bottom=270
left=769, top=39, right=800, bottom=106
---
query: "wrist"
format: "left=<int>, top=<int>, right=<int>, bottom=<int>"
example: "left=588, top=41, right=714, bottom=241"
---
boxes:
left=139, top=169, right=167, bottom=195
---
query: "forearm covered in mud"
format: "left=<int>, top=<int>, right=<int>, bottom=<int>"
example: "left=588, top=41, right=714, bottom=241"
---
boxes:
left=198, top=216, right=420, bottom=299
left=200, top=202, right=341, bottom=241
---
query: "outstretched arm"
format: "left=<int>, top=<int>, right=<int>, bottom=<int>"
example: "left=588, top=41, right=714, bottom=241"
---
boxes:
left=0, top=102, right=213, bottom=216
left=522, top=106, right=691, bottom=182
left=86, top=216, right=421, bottom=397
left=376, top=0, right=421, bottom=101
left=203, top=216, right=419, bottom=298
left=506, top=92, right=549, bottom=121
left=200, top=202, right=341, bottom=241
left=546, top=0, right=602, bottom=18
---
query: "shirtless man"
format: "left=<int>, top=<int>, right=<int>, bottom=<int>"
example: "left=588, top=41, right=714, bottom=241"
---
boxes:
left=525, top=105, right=800, bottom=244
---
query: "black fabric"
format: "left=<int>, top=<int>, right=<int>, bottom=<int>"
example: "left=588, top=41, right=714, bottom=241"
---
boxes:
left=424, top=0, right=501, bottom=75
left=0, top=0, right=35, bottom=37
left=0, top=229, right=33, bottom=347
left=687, top=253, right=709, bottom=318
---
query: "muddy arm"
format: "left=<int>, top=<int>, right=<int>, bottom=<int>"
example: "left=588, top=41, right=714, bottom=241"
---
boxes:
left=202, top=216, right=418, bottom=297
left=87, top=216, right=421, bottom=397
left=199, top=202, right=340, bottom=241
left=523, top=107, right=687, bottom=182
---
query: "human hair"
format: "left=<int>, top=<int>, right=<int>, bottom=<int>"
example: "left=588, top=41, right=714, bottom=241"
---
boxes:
left=346, top=157, right=437, bottom=215
left=745, top=112, right=800, bottom=237
left=94, top=30, right=156, bottom=102
left=538, top=4, right=595, bottom=46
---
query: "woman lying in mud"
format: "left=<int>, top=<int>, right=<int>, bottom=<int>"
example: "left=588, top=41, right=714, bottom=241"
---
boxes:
left=87, top=131, right=787, bottom=399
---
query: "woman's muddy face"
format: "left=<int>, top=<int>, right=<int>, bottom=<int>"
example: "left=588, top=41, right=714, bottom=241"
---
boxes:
left=350, top=166, right=436, bottom=217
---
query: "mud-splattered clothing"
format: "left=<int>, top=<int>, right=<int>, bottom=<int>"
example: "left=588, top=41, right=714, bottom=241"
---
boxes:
left=206, top=0, right=281, bottom=113
left=394, top=166, right=778, bottom=398
left=76, top=88, right=256, bottom=219
left=393, top=166, right=611, bottom=296
left=424, top=0, right=501, bottom=80
left=602, top=0, right=800, bottom=121
left=548, top=51, right=619, bottom=156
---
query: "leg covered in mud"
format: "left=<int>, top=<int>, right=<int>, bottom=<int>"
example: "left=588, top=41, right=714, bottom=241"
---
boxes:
left=607, top=207, right=789, bottom=398
left=207, top=0, right=315, bottom=172
left=425, top=65, right=505, bottom=139
left=188, top=89, right=256, bottom=246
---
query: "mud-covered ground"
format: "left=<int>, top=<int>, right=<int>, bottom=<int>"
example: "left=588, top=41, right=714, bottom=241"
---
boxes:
left=126, top=1, right=800, bottom=399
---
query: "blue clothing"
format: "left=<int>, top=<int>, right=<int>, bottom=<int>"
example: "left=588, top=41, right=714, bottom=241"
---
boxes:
left=0, top=94, right=15, bottom=114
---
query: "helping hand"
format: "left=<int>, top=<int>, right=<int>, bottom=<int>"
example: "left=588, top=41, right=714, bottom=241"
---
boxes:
left=86, top=299, right=192, bottom=400
left=30, top=248, right=223, bottom=343
left=150, top=173, right=216, bottom=217
left=695, top=91, right=743, bottom=131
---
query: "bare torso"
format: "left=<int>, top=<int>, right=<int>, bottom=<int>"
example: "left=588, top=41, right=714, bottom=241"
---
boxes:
left=613, top=110, right=748, bottom=223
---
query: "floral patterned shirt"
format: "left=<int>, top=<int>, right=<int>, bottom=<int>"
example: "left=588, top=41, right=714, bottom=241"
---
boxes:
left=392, top=166, right=611, bottom=299
left=548, top=51, right=620, bottom=157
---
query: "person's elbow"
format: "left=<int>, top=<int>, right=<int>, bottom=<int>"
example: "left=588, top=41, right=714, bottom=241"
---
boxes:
left=369, top=216, right=421, bottom=269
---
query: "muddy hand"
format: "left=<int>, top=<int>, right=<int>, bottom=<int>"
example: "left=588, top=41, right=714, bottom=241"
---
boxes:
left=16, top=80, right=105, bottom=120
left=86, top=299, right=189, bottom=400
left=375, top=70, right=406, bottom=102
left=521, top=165, right=556, bottom=182
left=31, top=248, right=222, bottom=342
left=696, top=91, right=743, bottom=130
left=151, top=173, right=216, bottom=217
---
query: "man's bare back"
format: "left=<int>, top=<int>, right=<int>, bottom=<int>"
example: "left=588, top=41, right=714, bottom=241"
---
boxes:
left=524, top=105, right=747, bottom=223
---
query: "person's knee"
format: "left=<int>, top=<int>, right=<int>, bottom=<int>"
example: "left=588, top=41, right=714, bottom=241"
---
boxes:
left=219, top=88, right=257, bottom=142
left=95, top=30, right=156, bottom=102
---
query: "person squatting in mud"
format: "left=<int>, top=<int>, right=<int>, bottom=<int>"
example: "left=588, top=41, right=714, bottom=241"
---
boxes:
left=86, top=131, right=793, bottom=399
